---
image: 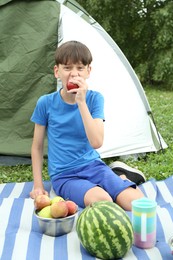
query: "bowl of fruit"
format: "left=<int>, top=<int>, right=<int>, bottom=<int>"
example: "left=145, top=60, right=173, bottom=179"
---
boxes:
left=34, top=195, right=78, bottom=237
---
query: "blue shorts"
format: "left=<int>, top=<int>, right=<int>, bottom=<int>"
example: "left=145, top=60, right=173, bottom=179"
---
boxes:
left=51, top=160, right=136, bottom=208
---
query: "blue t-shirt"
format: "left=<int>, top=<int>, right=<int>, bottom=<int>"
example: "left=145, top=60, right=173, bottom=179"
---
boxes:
left=31, top=89, right=105, bottom=179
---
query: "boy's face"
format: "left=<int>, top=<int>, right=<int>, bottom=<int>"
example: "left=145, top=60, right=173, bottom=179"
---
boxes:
left=54, top=62, right=91, bottom=90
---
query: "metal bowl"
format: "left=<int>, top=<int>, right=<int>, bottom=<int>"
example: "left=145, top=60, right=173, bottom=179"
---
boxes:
left=34, top=210, right=78, bottom=237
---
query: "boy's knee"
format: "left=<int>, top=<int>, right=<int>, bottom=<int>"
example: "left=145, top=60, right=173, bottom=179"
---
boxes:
left=116, top=187, right=144, bottom=211
left=84, top=186, right=113, bottom=207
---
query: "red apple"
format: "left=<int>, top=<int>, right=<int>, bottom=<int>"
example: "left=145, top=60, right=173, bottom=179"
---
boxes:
left=67, top=82, right=79, bottom=91
left=34, top=194, right=51, bottom=210
left=50, top=201, right=69, bottom=218
left=66, top=200, right=78, bottom=215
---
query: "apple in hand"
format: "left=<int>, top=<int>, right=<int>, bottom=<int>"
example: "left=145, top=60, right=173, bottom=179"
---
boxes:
left=51, top=196, right=64, bottom=204
left=34, top=194, right=51, bottom=210
left=50, top=201, right=69, bottom=218
left=37, top=205, right=52, bottom=218
left=66, top=200, right=78, bottom=215
left=67, top=82, right=79, bottom=91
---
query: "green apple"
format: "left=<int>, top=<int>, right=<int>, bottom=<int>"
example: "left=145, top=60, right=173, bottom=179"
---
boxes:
left=37, top=205, right=52, bottom=218
left=51, top=196, right=64, bottom=204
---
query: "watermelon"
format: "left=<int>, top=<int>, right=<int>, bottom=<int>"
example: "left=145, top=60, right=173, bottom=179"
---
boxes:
left=76, top=201, right=134, bottom=259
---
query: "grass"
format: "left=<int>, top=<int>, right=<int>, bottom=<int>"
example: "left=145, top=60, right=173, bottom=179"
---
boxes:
left=0, top=86, right=173, bottom=184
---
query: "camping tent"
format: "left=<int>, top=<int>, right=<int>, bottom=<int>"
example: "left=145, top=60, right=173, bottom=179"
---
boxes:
left=0, top=0, right=167, bottom=165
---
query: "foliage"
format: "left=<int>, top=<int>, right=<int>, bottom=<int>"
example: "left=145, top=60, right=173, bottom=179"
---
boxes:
left=76, top=0, right=173, bottom=89
left=0, top=87, right=172, bottom=183
left=0, top=161, right=49, bottom=184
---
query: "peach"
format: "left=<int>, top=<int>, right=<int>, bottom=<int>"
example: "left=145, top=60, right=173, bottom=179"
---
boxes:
left=50, top=201, right=69, bottom=218
left=66, top=200, right=78, bottom=215
left=34, top=194, right=51, bottom=210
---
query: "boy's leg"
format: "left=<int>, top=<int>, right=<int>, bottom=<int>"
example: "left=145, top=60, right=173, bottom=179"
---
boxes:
left=115, top=186, right=144, bottom=211
left=84, top=185, right=144, bottom=211
left=84, top=186, right=113, bottom=207
left=80, top=160, right=144, bottom=210
left=52, top=174, right=110, bottom=208
left=52, top=160, right=144, bottom=210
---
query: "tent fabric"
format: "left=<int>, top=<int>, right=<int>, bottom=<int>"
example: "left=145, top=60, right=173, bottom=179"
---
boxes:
left=0, top=0, right=13, bottom=6
left=60, top=0, right=151, bottom=113
left=0, top=177, right=173, bottom=259
left=0, top=155, right=32, bottom=166
left=0, top=0, right=167, bottom=164
left=58, top=2, right=167, bottom=158
left=0, top=0, right=59, bottom=156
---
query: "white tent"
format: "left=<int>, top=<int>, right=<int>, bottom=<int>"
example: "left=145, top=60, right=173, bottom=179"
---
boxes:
left=57, top=0, right=167, bottom=158
left=0, top=0, right=167, bottom=166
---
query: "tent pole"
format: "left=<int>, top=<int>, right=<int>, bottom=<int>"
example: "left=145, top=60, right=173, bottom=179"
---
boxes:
left=148, top=111, right=164, bottom=152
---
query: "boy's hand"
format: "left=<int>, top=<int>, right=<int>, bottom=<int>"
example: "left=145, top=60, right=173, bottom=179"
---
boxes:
left=68, top=77, right=88, bottom=102
left=67, top=77, right=88, bottom=96
left=30, top=188, right=49, bottom=199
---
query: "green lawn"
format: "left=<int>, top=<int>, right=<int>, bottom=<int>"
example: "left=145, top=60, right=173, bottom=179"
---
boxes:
left=0, top=86, right=173, bottom=183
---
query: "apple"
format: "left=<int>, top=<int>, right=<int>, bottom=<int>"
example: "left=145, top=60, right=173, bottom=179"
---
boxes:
left=50, top=201, right=69, bottom=218
left=51, top=196, right=64, bottom=204
left=66, top=200, right=78, bottom=215
left=34, top=194, right=51, bottom=210
left=37, top=205, right=52, bottom=218
left=67, top=82, right=79, bottom=91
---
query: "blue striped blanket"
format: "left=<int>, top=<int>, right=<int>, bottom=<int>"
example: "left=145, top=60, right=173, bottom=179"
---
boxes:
left=0, top=177, right=173, bottom=260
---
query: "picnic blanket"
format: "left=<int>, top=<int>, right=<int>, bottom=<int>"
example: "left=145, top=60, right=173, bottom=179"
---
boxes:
left=0, top=177, right=173, bottom=260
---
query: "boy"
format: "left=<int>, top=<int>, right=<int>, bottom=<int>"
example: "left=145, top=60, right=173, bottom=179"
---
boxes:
left=30, top=41, right=144, bottom=210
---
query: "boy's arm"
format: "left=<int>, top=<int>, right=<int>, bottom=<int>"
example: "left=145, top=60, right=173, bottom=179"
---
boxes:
left=78, top=101, right=104, bottom=149
left=70, top=76, right=104, bottom=150
left=30, top=123, right=48, bottom=199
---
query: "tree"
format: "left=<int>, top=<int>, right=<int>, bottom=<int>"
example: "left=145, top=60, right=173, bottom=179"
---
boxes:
left=143, top=0, right=173, bottom=88
left=76, top=0, right=173, bottom=89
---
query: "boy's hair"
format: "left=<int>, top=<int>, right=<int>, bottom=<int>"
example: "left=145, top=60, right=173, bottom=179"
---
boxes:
left=55, top=41, right=92, bottom=65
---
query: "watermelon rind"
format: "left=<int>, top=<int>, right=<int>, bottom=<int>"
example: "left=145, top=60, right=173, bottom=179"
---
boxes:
left=76, top=201, right=134, bottom=259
